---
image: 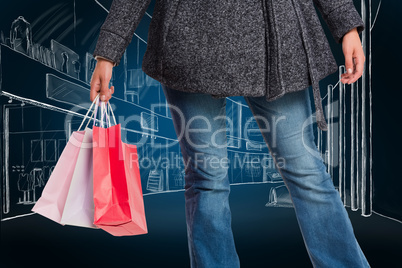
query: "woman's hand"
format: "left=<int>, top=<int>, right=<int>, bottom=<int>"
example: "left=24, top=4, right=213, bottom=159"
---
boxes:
left=340, top=27, right=365, bottom=84
left=90, top=58, right=115, bottom=102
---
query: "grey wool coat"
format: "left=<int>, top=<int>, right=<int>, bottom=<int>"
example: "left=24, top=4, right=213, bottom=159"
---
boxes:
left=93, top=0, right=365, bottom=131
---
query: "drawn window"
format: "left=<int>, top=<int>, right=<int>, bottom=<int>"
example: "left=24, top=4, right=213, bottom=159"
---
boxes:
left=58, top=139, right=67, bottom=158
left=141, top=112, right=159, bottom=132
left=44, top=139, right=57, bottom=161
left=31, top=139, right=43, bottom=162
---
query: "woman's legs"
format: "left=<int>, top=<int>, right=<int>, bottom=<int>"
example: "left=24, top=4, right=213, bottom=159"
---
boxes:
left=244, top=87, right=370, bottom=268
left=161, top=84, right=240, bottom=268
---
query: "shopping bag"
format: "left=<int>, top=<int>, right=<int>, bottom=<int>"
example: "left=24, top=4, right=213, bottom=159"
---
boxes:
left=31, top=131, right=84, bottom=223
left=31, top=95, right=101, bottom=223
left=59, top=95, right=111, bottom=228
left=60, top=126, right=98, bottom=228
left=92, top=101, right=148, bottom=236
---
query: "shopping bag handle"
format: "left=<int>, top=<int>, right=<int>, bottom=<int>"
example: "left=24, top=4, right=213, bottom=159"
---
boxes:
left=77, top=93, right=100, bottom=131
left=92, top=96, right=105, bottom=127
left=99, top=100, right=117, bottom=128
left=76, top=93, right=116, bottom=131
left=107, top=101, right=117, bottom=126
left=87, top=94, right=117, bottom=129
left=77, top=94, right=117, bottom=131
left=100, top=101, right=107, bottom=128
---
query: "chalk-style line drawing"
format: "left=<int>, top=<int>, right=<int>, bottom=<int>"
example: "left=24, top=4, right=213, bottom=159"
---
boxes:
left=1, top=212, right=37, bottom=222
left=10, top=16, right=32, bottom=57
left=339, top=66, right=345, bottom=205
left=146, top=169, right=164, bottom=192
left=1, top=0, right=396, bottom=224
left=301, top=0, right=380, bottom=217
left=51, top=40, right=80, bottom=78
left=268, top=0, right=381, bottom=215
left=173, top=169, right=185, bottom=187
left=141, top=111, right=159, bottom=132
left=266, top=185, right=293, bottom=208
left=360, top=0, right=375, bottom=217
left=265, top=171, right=282, bottom=183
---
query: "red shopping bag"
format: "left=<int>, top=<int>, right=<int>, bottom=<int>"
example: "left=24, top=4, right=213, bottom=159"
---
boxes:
left=92, top=102, right=147, bottom=236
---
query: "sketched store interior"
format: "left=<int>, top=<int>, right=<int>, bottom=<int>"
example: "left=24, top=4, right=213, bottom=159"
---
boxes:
left=1, top=0, right=400, bottom=225
left=0, top=1, right=281, bottom=221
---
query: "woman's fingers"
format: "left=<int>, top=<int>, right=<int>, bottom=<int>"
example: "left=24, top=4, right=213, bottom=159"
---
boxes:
left=100, top=77, right=112, bottom=102
left=344, top=50, right=354, bottom=79
left=349, top=54, right=365, bottom=84
left=341, top=27, right=365, bottom=85
left=90, top=73, right=101, bottom=102
left=341, top=45, right=356, bottom=84
left=341, top=52, right=365, bottom=84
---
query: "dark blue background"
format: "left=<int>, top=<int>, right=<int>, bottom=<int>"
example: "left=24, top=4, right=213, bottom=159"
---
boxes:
left=1, top=0, right=401, bottom=267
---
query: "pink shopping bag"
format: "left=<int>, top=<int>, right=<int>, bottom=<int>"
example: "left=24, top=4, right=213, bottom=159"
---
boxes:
left=31, top=130, right=85, bottom=223
left=32, top=95, right=99, bottom=224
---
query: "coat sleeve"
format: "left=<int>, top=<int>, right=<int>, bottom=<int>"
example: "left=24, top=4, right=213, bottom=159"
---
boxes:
left=312, top=0, right=365, bottom=43
left=93, top=0, right=152, bottom=66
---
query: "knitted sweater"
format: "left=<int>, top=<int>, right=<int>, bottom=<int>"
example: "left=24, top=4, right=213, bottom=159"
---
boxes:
left=93, top=0, right=365, bottom=131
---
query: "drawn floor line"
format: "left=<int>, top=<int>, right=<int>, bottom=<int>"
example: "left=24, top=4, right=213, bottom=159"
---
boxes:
left=0, top=181, right=277, bottom=221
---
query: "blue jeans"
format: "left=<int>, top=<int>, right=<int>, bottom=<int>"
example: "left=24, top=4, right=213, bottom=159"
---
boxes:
left=161, top=84, right=370, bottom=268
